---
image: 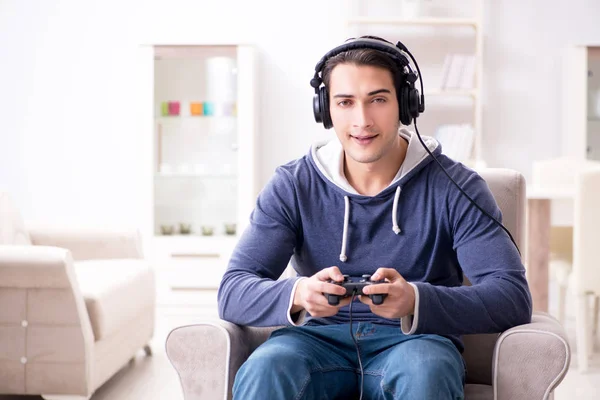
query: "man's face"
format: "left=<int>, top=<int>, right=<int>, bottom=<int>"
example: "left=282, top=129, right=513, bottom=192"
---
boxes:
left=328, top=63, right=401, bottom=165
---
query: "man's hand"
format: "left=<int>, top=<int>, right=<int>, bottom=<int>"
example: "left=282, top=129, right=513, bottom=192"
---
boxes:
left=291, top=267, right=352, bottom=317
left=359, top=268, right=415, bottom=319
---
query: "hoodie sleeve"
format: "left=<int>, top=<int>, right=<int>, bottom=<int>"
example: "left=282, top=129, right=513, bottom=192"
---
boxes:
left=410, top=170, right=533, bottom=335
left=217, top=167, right=304, bottom=327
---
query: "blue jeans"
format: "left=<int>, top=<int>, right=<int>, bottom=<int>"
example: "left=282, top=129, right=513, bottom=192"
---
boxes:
left=233, top=322, right=465, bottom=400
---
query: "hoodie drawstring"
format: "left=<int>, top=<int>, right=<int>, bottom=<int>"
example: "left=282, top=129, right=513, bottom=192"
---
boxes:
left=339, top=196, right=350, bottom=262
left=339, top=187, right=402, bottom=262
left=392, top=186, right=402, bottom=234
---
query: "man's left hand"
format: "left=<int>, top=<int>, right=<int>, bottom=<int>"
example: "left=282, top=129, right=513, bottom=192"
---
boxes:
left=359, top=268, right=415, bottom=319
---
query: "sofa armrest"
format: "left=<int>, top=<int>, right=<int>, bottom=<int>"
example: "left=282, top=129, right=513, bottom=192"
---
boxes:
left=0, top=245, right=94, bottom=395
left=1, top=245, right=82, bottom=288
left=165, top=320, right=281, bottom=400
left=494, top=312, right=570, bottom=400
left=28, top=227, right=143, bottom=261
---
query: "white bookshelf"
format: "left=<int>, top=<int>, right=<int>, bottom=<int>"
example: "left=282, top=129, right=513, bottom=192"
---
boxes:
left=151, top=44, right=258, bottom=241
left=347, top=0, right=485, bottom=167
left=139, top=43, right=258, bottom=294
left=562, top=45, right=600, bottom=161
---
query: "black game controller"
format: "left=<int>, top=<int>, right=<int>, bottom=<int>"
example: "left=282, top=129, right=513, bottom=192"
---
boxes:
left=324, top=274, right=388, bottom=306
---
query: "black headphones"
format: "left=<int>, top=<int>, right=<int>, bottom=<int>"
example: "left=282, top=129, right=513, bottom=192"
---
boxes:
left=310, top=37, right=425, bottom=129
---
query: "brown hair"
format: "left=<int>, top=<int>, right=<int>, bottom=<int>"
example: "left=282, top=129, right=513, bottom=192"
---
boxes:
left=320, top=36, right=403, bottom=93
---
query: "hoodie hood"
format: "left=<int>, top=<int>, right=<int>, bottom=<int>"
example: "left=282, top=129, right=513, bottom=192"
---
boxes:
left=310, top=128, right=441, bottom=262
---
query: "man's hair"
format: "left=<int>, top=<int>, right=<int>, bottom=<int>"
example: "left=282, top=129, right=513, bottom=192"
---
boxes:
left=320, top=36, right=403, bottom=93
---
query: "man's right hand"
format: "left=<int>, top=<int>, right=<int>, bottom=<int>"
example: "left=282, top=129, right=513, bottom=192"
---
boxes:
left=290, top=266, right=352, bottom=317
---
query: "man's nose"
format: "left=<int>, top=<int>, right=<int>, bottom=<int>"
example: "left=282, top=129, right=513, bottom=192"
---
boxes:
left=352, top=104, right=374, bottom=129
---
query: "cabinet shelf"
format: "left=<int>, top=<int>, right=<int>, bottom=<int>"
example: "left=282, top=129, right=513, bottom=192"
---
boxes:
left=155, top=115, right=237, bottom=120
left=347, top=17, right=479, bottom=28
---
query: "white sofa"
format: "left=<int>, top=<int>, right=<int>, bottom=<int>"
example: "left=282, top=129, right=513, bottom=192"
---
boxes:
left=0, top=192, right=156, bottom=399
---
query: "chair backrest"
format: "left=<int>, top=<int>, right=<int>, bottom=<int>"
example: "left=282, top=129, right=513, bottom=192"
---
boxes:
left=0, top=192, right=31, bottom=245
left=573, top=166, right=600, bottom=293
left=476, top=168, right=526, bottom=250
left=461, top=168, right=526, bottom=385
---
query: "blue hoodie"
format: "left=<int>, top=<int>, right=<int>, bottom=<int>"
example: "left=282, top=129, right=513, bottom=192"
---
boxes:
left=218, top=129, right=532, bottom=352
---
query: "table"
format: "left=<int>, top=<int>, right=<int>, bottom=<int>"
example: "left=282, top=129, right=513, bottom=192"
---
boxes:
left=526, top=185, right=574, bottom=312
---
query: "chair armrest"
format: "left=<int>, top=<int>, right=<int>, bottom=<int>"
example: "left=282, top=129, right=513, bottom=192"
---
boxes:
left=28, top=227, right=143, bottom=261
left=165, top=320, right=281, bottom=400
left=493, top=312, right=570, bottom=400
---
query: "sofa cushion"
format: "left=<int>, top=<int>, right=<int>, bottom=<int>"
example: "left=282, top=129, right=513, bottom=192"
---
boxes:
left=74, top=259, right=155, bottom=341
left=0, top=192, right=31, bottom=245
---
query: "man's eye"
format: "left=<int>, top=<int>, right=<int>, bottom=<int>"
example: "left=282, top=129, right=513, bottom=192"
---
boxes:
left=373, top=98, right=387, bottom=103
left=338, top=100, right=352, bottom=107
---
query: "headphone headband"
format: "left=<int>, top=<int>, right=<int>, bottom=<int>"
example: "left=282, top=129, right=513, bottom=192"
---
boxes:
left=313, top=38, right=410, bottom=77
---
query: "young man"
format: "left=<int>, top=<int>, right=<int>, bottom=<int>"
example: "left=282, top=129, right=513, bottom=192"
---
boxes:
left=218, top=36, right=532, bottom=400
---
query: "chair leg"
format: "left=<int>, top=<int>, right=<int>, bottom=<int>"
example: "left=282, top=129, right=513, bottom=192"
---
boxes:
left=144, top=343, right=153, bottom=356
left=576, top=293, right=590, bottom=372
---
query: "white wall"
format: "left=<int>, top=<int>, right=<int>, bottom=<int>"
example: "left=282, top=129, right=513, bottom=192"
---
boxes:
left=1, top=0, right=600, bottom=230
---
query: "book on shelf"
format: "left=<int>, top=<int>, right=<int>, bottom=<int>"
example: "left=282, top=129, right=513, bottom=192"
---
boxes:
left=440, top=54, right=476, bottom=90
left=433, top=124, right=474, bottom=163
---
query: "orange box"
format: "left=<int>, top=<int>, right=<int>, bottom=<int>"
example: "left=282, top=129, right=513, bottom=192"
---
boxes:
left=190, top=102, right=203, bottom=116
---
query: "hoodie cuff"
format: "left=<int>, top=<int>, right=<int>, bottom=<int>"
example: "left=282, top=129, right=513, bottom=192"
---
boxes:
left=401, top=282, right=420, bottom=334
left=287, top=277, right=308, bottom=326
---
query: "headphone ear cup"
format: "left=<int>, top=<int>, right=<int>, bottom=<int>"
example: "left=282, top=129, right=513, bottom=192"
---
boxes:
left=313, top=92, right=323, bottom=124
left=399, top=84, right=411, bottom=126
left=319, top=87, right=333, bottom=130
left=408, top=87, right=420, bottom=119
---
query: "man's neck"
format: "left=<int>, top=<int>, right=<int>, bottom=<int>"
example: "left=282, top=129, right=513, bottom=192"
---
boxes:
left=344, top=138, right=408, bottom=196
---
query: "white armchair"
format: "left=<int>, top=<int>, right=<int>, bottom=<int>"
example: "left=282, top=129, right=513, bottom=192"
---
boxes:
left=165, top=168, right=571, bottom=399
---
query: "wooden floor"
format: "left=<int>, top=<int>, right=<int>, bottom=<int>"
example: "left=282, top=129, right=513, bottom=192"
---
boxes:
left=2, top=284, right=600, bottom=399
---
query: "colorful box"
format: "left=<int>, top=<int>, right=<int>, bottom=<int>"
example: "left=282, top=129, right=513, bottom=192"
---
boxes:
left=190, top=102, right=203, bottom=116
left=161, top=102, right=169, bottom=116
left=168, top=101, right=180, bottom=116
left=203, top=102, right=215, bottom=116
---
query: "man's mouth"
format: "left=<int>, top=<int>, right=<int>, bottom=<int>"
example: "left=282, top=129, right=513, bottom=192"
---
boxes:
left=351, top=134, right=378, bottom=145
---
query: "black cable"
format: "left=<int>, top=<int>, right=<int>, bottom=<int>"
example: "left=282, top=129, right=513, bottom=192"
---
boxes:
left=349, top=291, right=363, bottom=400
left=412, top=120, right=521, bottom=256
